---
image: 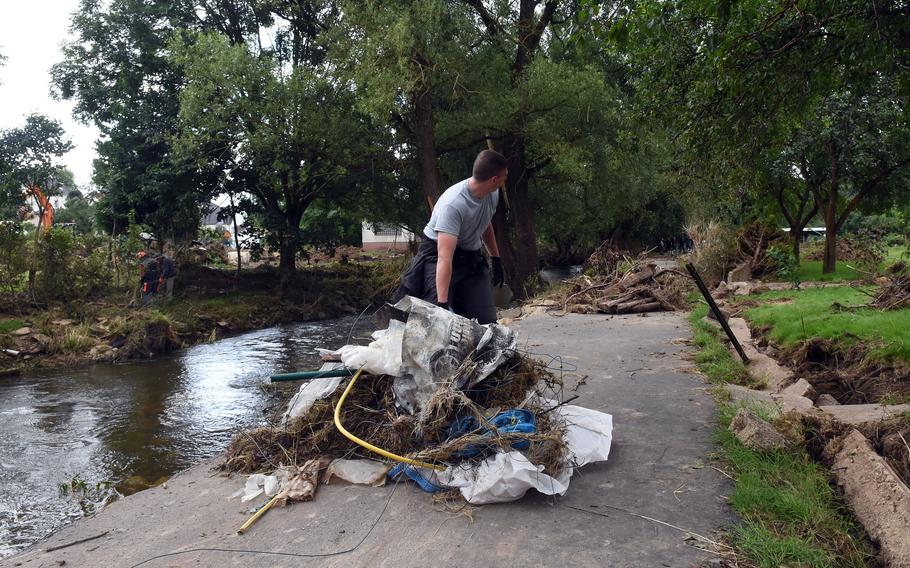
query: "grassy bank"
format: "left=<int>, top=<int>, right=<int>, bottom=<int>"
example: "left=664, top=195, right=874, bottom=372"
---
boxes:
left=797, top=261, right=864, bottom=282
left=0, top=261, right=401, bottom=372
left=689, top=306, right=874, bottom=567
left=740, top=287, right=910, bottom=364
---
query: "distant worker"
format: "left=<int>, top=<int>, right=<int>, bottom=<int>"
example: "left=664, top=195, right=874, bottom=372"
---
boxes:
left=156, top=253, right=177, bottom=299
left=137, top=251, right=160, bottom=306
left=392, top=149, right=508, bottom=324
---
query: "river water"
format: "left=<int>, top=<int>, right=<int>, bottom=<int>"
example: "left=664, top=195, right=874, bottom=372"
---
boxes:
left=0, top=316, right=371, bottom=558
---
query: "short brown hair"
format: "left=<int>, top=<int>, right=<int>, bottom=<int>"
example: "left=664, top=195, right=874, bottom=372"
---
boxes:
left=472, top=149, right=508, bottom=181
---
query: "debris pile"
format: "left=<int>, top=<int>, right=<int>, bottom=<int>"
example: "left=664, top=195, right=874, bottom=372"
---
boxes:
left=559, top=262, right=690, bottom=314
left=582, top=240, right=625, bottom=277
left=733, top=222, right=785, bottom=280
left=222, top=296, right=612, bottom=511
left=803, top=234, right=885, bottom=269
left=870, top=274, right=910, bottom=310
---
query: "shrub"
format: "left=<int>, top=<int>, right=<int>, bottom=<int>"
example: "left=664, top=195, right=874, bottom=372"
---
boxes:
left=684, top=219, right=737, bottom=285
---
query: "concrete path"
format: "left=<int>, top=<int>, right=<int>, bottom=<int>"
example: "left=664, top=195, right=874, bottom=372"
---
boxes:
left=3, top=313, right=733, bottom=568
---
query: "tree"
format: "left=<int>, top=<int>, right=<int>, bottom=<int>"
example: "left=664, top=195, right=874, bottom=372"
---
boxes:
left=51, top=0, right=244, bottom=242
left=0, top=114, right=74, bottom=291
left=790, top=88, right=910, bottom=272
left=55, top=190, right=98, bottom=234
left=622, top=0, right=910, bottom=272
left=172, top=32, right=379, bottom=291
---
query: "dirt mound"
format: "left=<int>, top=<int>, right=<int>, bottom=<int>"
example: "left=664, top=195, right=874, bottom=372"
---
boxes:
left=780, top=337, right=910, bottom=405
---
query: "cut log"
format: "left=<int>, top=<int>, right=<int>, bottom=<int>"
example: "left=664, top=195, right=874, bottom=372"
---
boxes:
left=621, top=301, right=662, bottom=314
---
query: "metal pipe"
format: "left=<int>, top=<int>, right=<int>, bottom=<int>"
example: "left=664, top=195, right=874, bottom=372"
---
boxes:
left=269, top=368, right=354, bottom=382
left=684, top=262, right=750, bottom=365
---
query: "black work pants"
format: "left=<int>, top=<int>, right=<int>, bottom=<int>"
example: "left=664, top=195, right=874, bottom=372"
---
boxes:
left=419, top=253, right=496, bottom=324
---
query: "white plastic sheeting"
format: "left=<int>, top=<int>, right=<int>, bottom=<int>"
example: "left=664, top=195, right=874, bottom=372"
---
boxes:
left=324, top=459, right=391, bottom=487
left=437, top=404, right=613, bottom=504
left=281, top=366, right=345, bottom=425
left=309, top=297, right=517, bottom=415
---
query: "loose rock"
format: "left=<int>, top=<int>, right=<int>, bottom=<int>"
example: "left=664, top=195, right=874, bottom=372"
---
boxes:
left=729, top=408, right=788, bottom=452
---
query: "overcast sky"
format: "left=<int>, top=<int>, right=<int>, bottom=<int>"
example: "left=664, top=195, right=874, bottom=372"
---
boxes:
left=0, top=0, right=99, bottom=188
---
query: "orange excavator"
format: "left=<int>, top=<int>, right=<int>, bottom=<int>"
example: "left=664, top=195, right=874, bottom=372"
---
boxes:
left=25, top=185, right=53, bottom=232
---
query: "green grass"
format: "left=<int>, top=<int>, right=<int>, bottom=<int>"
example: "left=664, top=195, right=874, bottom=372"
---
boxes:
left=0, top=319, right=25, bottom=334
left=715, top=407, right=870, bottom=567
left=688, top=307, right=873, bottom=567
left=741, top=287, right=910, bottom=363
left=884, top=245, right=909, bottom=264
left=797, top=260, right=864, bottom=282
left=689, top=304, right=756, bottom=387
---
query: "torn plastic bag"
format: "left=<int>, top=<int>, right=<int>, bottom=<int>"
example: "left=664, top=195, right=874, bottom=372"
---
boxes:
left=440, top=451, right=571, bottom=504
left=387, top=463, right=448, bottom=493
left=281, top=363, right=346, bottom=426
left=235, top=467, right=294, bottom=502
left=324, top=459, right=391, bottom=487
left=437, top=404, right=612, bottom=504
left=391, top=296, right=517, bottom=414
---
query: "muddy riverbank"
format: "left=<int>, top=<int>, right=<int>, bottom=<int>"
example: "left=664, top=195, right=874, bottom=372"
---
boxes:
left=0, top=263, right=397, bottom=374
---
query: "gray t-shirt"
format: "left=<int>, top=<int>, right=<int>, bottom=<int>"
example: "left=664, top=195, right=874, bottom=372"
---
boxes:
left=423, top=179, right=499, bottom=251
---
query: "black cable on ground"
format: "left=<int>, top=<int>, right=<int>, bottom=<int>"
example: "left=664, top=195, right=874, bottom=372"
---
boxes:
left=127, top=476, right=400, bottom=568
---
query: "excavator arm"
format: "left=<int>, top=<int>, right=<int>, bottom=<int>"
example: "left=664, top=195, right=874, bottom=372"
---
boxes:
left=26, top=185, right=53, bottom=232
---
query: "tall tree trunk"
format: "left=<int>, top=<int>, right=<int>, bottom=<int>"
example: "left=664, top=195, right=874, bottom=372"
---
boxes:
left=413, top=86, right=441, bottom=204
left=822, top=199, right=837, bottom=274
left=493, top=135, right=539, bottom=298
left=822, top=143, right=839, bottom=274
left=791, top=230, right=802, bottom=265
left=229, top=192, right=241, bottom=278
left=278, top=229, right=299, bottom=296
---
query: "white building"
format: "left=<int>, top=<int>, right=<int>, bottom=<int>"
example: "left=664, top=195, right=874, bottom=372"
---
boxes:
left=361, top=223, right=414, bottom=251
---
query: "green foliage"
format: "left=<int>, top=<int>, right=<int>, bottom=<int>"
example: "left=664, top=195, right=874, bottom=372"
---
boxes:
left=768, top=246, right=800, bottom=289
left=55, top=190, right=97, bottom=234
left=172, top=30, right=387, bottom=278
left=0, top=222, right=29, bottom=293
left=0, top=319, right=24, bottom=334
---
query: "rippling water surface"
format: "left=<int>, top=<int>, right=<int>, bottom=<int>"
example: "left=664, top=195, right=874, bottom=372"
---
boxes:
left=0, top=317, right=371, bottom=558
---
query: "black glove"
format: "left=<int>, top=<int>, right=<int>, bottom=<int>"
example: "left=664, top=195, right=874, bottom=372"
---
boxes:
left=436, top=300, right=453, bottom=312
left=490, top=257, right=505, bottom=287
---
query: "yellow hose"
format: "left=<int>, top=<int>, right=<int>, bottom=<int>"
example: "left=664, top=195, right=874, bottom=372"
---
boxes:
left=334, top=367, right=445, bottom=471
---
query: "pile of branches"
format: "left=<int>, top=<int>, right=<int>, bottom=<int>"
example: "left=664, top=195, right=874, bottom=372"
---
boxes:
left=220, top=354, right=569, bottom=477
left=560, top=262, right=691, bottom=314
left=734, top=222, right=785, bottom=279
left=870, top=275, right=910, bottom=310
left=582, top=240, right=625, bottom=277
left=804, top=235, right=885, bottom=269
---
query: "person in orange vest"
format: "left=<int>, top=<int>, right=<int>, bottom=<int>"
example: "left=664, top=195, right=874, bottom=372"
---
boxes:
left=138, top=251, right=160, bottom=306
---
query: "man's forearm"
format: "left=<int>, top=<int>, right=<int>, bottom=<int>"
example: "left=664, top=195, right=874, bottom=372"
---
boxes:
left=435, top=257, right=453, bottom=303
left=482, top=224, right=500, bottom=257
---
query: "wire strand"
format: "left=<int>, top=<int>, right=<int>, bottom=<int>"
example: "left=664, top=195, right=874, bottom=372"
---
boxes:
left=127, top=476, right=401, bottom=568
